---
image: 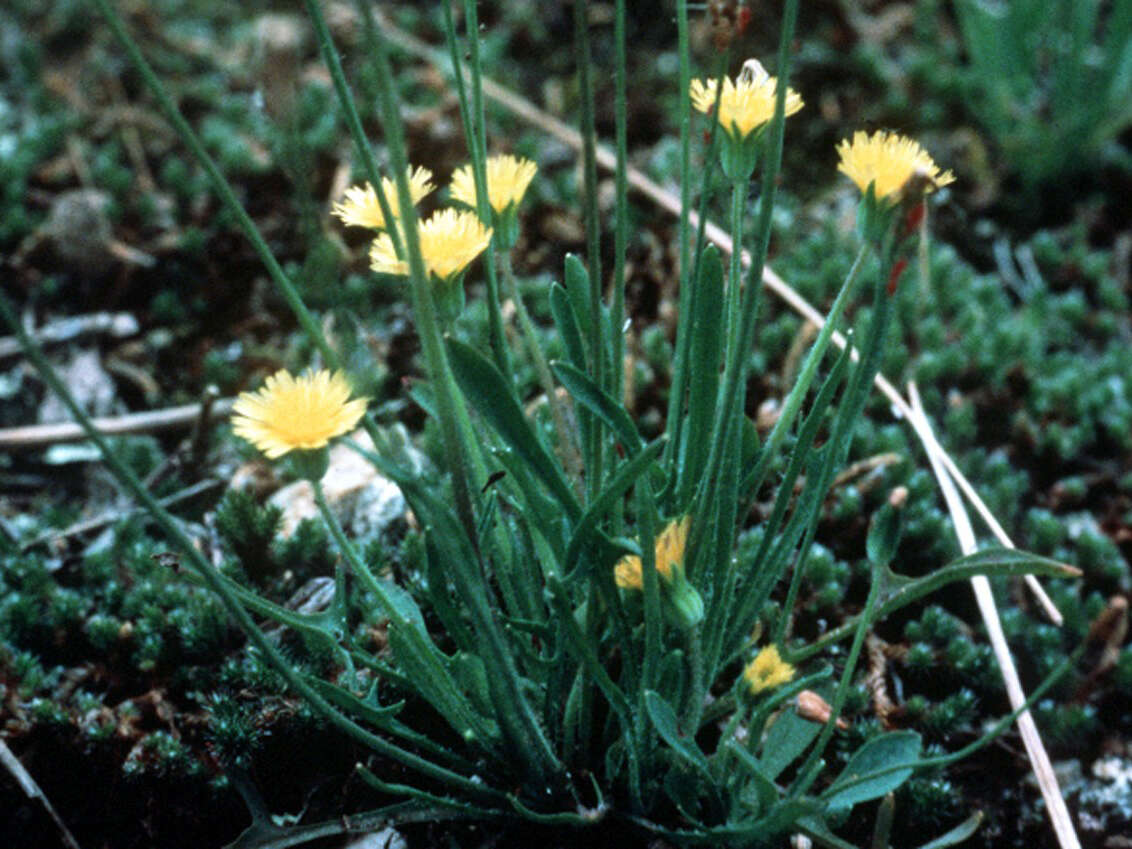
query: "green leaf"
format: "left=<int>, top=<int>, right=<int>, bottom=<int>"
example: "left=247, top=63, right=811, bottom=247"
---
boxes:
left=446, top=337, right=580, bottom=521
left=549, top=282, right=586, bottom=371
left=563, top=436, right=666, bottom=577
left=304, top=676, right=404, bottom=726
left=874, top=546, right=1078, bottom=622
left=726, top=742, right=779, bottom=816
left=551, top=359, right=643, bottom=454
left=644, top=690, right=711, bottom=775
left=679, top=244, right=724, bottom=497
left=914, top=811, right=984, bottom=849
left=822, top=730, right=921, bottom=810
left=866, top=501, right=902, bottom=567
left=796, top=815, right=862, bottom=849
left=759, top=707, right=821, bottom=780
left=564, top=253, right=592, bottom=330
left=793, top=547, right=1082, bottom=663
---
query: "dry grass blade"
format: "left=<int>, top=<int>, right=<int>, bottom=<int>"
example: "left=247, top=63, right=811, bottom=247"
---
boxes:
left=0, top=738, right=84, bottom=849
left=905, top=382, right=1081, bottom=849
left=0, top=398, right=234, bottom=450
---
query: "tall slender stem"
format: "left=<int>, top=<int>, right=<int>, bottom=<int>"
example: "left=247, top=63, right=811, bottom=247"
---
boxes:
left=693, top=0, right=800, bottom=522
left=366, top=12, right=483, bottom=548
left=499, top=251, right=582, bottom=483
left=611, top=0, right=629, bottom=405
left=664, top=50, right=728, bottom=479
left=304, top=0, right=401, bottom=258
left=573, top=0, right=605, bottom=502
left=723, top=180, right=747, bottom=370
left=790, top=558, right=883, bottom=799
left=448, top=0, right=510, bottom=376
left=742, top=244, right=869, bottom=500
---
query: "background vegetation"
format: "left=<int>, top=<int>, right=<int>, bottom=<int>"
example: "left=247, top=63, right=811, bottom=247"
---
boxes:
left=2, top=1, right=1131, bottom=847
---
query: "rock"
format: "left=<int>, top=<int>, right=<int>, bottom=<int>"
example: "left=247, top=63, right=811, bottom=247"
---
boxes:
left=37, top=348, right=117, bottom=424
left=44, top=189, right=115, bottom=274
left=1073, top=755, right=1132, bottom=840
left=267, top=432, right=407, bottom=540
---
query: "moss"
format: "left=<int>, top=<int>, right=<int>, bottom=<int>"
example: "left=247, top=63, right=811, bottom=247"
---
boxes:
left=273, top=517, right=335, bottom=579
left=214, top=488, right=283, bottom=582
left=1034, top=701, right=1101, bottom=754
left=123, top=730, right=204, bottom=779
left=203, top=692, right=264, bottom=769
left=921, top=689, right=979, bottom=740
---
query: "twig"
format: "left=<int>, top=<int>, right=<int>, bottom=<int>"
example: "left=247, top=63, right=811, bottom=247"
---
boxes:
left=376, top=15, right=1063, bottom=626
left=830, top=452, right=902, bottom=490
left=0, top=311, right=139, bottom=360
left=905, top=382, right=1081, bottom=849
left=0, top=398, right=234, bottom=450
left=865, top=633, right=897, bottom=727
left=0, top=738, right=84, bottom=849
left=19, top=478, right=223, bottom=552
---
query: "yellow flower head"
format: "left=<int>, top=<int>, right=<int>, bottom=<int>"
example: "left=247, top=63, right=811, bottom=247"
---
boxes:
left=614, top=516, right=691, bottom=590
left=836, top=131, right=955, bottom=201
left=450, top=155, right=538, bottom=214
left=231, top=369, right=367, bottom=459
left=332, top=166, right=435, bottom=230
left=743, top=645, right=795, bottom=695
left=690, top=59, right=804, bottom=140
left=369, top=208, right=493, bottom=281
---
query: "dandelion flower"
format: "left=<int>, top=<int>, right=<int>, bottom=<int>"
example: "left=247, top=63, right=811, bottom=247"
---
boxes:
left=449, top=155, right=538, bottom=214
left=743, top=645, right=795, bottom=695
left=690, top=60, right=804, bottom=140
left=614, top=516, right=691, bottom=590
left=332, top=166, right=434, bottom=230
left=369, top=208, right=492, bottom=281
left=231, top=369, right=367, bottom=460
left=836, top=131, right=955, bottom=201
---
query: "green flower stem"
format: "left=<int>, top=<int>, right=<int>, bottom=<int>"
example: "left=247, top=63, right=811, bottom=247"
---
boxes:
left=0, top=288, right=498, bottom=804
left=311, top=480, right=494, bottom=745
left=92, top=0, right=400, bottom=472
left=366, top=18, right=565, bottom=792
left=789, top=556, right=882, bottom=799
left=727, top=266, right=894, bottom=662
left=741, top=244, right=869, bottom=501
left=611, top=0, right=629, bottom=407
left=90, top=0, right=338, bottom=370
left=675, top=0, right=692, bottom=320
left=724, top=261, right=892, bottom=683
left=665, top=51, right=728, bottom=480
left=303, top=0, right=401, bottom=258
left=637, top=480, right=663, bottom=694
left=723, top=179, right=747, bottom=373
left=499, top=251, right=582, bottom=483
left=695, top=0, right=799, bottom=523
left=686, top=0, right=800, bottom=714
left=365, top=10, right=483, bottom=545
left=442, top=0, right=509, bottom=377
left=573, top=0, right=605, bottom=502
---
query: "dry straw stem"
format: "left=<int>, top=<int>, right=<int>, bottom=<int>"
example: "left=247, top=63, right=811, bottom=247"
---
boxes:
left=0, top=739, right=84, bottom=849
left=906, top=382, right=1081, bottom=849
left=376, top=11, right=1062, bottom=626
left=0, top=398, right=235, bottom=450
